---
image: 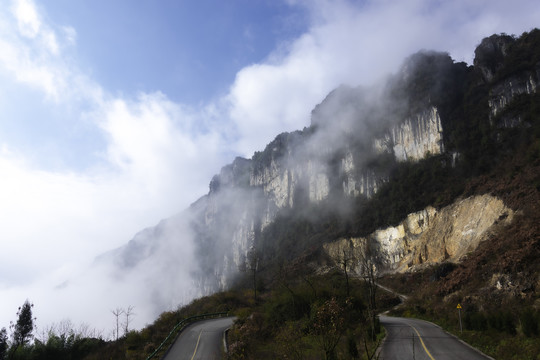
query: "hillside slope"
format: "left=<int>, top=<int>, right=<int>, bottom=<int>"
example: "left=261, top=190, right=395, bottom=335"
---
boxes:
left=106, top=29, right=540, bottom=315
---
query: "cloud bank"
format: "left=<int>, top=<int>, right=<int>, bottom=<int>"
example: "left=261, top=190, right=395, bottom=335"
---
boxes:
left=0, top=0, right=539, bottom=333
left=229, top=0, right=540, bottom=156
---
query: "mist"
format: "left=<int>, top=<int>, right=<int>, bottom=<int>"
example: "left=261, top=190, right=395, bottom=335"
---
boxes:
left=1, top=0, right=539, bottom=339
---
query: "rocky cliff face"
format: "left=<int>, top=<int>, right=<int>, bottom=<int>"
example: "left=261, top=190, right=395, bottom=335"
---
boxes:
left=374, top=106, right=444, bottom=161
left=193, top=99, right=447, bottom=290
left=323, top=194, right=514, bottom=275
left=475, top=32, right=540, bottom=127
left=106, top=30, right=540, bottom=300
left=488, top=70, right=538, bottom=120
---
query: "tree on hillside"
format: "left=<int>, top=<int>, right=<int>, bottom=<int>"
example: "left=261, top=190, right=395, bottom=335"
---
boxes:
left=336, top=239, right=357, bottom=297
left=122, top=306, right=135, bottom=336
left=111, top=308, right=124, bottom=341
left=10, top=300, right=36, bottom=356
left=311, top=297, right=349, bottom=360
left=247, top=246, right=260, bottom=301
left=359, top=248, right=378, bottom=340
left=0, top=327, right=8, bottom=360
left=238, top=246, right=262, bottom=302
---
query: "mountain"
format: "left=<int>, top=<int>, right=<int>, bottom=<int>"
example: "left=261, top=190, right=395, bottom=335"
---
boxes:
left=104, top=29, right=540, bottom=316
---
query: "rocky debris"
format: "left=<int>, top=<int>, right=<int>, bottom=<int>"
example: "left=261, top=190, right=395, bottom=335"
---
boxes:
left=323, top=194, right=514, bottom=275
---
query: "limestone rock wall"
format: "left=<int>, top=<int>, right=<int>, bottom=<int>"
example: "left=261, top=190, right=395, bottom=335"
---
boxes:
left=103, top=31, right=540, bottom=309
left=323, top=194, right=514, bottom=275
left=250, top=159, right=295, bottom=210
left=198, top=103, right=449, bottom=290
left=488, top=67, right=540, bottom=119
left=341, top=151, right=385, bottom=198
left=374, top=106, right=444, bottom=161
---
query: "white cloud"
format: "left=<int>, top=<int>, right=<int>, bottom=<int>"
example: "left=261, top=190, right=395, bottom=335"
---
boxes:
left=0, top=0, right=227, bottom=332
left=0, top=94, right=227, bottom=332
left=98, top=93, right=226, bottom=202
left=11, top=0, right=41, bottom=38
left=61, top=25, right=76, bottom=46
left=226, top=0, right=540, bottom=157
left=0, top=0, right=85, bottom=101
left=0, top=90, right=227, bottom=329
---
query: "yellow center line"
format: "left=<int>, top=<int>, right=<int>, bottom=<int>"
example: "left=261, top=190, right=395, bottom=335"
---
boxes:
left=190, top=330, right=203, bottom=360
left=411, top=325, right=436, bottom=360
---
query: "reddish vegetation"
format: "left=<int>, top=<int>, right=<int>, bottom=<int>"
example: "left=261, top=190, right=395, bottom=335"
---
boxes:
left=378, top=146, right=540, bottom=315
left=437, top=150, right=540, bottom=298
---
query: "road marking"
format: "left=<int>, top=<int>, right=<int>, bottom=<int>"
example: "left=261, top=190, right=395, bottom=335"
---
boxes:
left=190, top=330, right=203, bottom=360
left=411, top=325, right=435, bottom=360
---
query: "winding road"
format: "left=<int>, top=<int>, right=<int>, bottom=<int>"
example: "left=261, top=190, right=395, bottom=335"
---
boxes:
left=379, top=315, right=492, bottom=360
left=162, top=317, right=235, bottom=360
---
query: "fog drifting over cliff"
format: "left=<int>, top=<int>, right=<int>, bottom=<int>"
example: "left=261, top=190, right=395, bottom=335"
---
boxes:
left=1, top=0, right=539, bottom=334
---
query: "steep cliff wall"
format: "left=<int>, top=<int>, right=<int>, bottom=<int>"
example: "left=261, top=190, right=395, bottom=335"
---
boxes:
left=475, top=32, right=540, bottom=126
left=323, top=194, right=514, bottom=275
left=104, top=30, right=540, bottom=301
left=124, top=49, right=481, bottom=292
left=374, top=106, right=444, bottom=161
left=488, top=69, right=539, bottom=120
left=201, top=99, right=446, bottom=289
left=341, top=151, right=382, bottom=198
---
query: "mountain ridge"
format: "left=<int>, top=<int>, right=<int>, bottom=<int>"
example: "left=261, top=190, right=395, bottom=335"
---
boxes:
left=104, top=29, right=540, bottom=319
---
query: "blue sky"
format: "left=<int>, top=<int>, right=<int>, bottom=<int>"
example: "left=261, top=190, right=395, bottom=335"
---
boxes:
left=44, top=0, right=307, bottom=104
left=0, top=0, right=539, bottom=333
left=0, top=0, right=308, bottom=171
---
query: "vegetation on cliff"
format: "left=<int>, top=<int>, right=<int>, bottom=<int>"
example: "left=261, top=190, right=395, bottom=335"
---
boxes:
left=246, top=28, right=540, bottom=359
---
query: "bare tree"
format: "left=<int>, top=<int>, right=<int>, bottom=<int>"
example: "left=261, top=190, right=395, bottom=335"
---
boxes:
left=77, top=322, right=103, bottom=340
left=36, top=320, right=102, bottom=344
left=337, top=239, right=357, bottom=297
left=57, top=319, right=75, bottom=338
left=123, top=306, right=135, bottom=336
left=111, top=308, right=124, bottom=341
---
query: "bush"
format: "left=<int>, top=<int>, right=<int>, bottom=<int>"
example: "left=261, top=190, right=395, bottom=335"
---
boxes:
left=488, top=311, right=516, bottom=335
left=520, top=308, right=539, bottom=337
left=465, top=311, right=488, bottom=331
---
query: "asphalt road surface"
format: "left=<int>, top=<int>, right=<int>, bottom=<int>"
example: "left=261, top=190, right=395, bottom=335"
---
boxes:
left=379, top=315, right=492, bottom=360
left=162, top=317, right=235, bottom=360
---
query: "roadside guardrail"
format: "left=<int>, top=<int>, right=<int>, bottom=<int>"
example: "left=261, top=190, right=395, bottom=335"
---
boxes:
left=146, top=311, right=229, bottom=359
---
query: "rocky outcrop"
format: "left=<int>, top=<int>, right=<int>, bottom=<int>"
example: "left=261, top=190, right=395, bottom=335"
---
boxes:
left=194, top=97, right=446, bottom=290
left=474, top=33, right=540, bottom=125
left=341, top=156, right=382, bottom=198
left=488, top=69, right=539, bottom=120
left=374, top=106, right=444, bottom=161
left=474, top=33, right=515, bottom=83
left=323, top=195, right=514, bottom=275
left=250, top=158, right=294, bottom=210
